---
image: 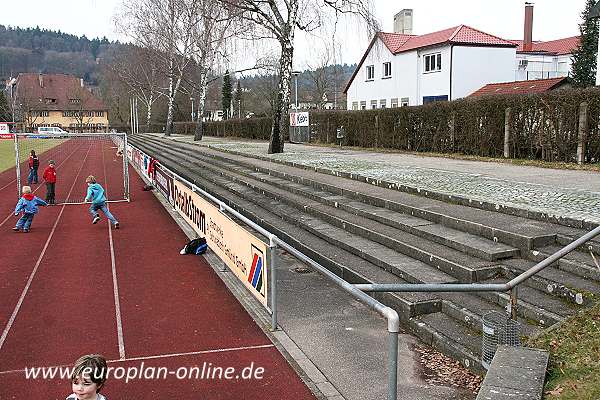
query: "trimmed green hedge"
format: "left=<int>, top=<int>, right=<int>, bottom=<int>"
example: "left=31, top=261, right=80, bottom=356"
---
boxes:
left=203, top=87, right=600, bottom=163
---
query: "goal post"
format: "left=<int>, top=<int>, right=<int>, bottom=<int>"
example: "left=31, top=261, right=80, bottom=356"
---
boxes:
left=14, top=132, right=130, bottom=205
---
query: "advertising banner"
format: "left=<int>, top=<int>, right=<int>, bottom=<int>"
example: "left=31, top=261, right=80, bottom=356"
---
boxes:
left=126, top=145, right=133, bottom=161
left=289, top=112, right=309, bottom=127
left=172, top=179, right=269, bottom=307
left=154, top=163, right=174, bottom=205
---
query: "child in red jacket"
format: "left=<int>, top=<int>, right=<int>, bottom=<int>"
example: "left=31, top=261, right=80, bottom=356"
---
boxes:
left=42, top=160, right=57, bottom=204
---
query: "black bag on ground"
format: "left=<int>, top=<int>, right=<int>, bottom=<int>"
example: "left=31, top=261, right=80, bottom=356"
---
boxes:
left=180, top=237, right=208, bottom=255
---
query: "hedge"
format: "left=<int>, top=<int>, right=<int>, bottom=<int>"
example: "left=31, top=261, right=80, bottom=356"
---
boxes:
left=202, top=87, right=600, bottom=163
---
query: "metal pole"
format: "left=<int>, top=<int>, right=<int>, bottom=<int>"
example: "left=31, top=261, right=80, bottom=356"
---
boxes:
left=14, top=133, right=21, bottom=199
left=135, top=98, right=139, bottom=135
left=295, top=75, right=298, bottom=109
left=122, top=133, right=130, bottom=201
left=129, top=98, right=134, bottom=135
left=191, top=98, right=195, bottom=122
left=388, top=331, right=398, bottom=400
left=270, top=237, right=278, bottom=331
left=510, top=286, right=518, bottom=320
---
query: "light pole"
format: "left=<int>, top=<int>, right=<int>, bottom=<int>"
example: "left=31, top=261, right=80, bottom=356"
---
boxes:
left=190, top=97, right=195, bottom=121
left=292, top=71, right=301, bottom=109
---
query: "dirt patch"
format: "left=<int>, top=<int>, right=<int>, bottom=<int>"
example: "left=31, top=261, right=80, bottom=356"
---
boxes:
left=413, top=344, right=483, bottom=396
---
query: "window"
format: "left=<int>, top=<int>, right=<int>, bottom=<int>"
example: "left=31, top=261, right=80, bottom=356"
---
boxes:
left=44, top=98, right=56, bottom=104
left=424, top=53, right=442, bottom=73
left=401, top=98, right=409, bottom=107
left=96, top=111, right=104, bottom=117
left=366, top=65, right=375, bottom=81
left=380, top=99, right=387, bottom=108
left=370, top=100, right=377, bottom=109
left=383, top=62, right=392, bottom=78
left=360, top=101, right=367, bottom=110
left=352, top=102, right=359, bottom=110
left=69, top=98, right=81, bottom=104
left=390, top=98, right=399, bottom=108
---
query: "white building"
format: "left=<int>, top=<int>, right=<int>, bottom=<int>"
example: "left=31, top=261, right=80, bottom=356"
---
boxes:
left=344, top=25, right=517, bottom=109
left=512, top=3, right=579, bottom=81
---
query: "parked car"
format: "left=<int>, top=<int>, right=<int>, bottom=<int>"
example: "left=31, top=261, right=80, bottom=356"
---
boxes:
left=37, top=126, right=68, bottom=135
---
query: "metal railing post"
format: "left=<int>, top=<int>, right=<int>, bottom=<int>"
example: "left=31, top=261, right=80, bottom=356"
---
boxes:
left=270, top=236, right=278, bottom=331
left=388, top=330, right=398, bottom=400
left=14, top=133, right=21, bottom=198
left=510, top=286, right=518, bottom=321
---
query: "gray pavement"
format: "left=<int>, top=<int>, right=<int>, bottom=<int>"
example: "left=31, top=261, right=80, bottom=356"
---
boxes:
left=174, top=136, right=600, bottom=224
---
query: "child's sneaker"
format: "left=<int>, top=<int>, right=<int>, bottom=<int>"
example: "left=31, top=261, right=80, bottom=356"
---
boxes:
left=114, top=222, right=119, bottom=229
left=93, top=215, right=101, bottom=224
left=12, top=227, right=20, bottom=231
left=23, top=229, right=29, bottom=233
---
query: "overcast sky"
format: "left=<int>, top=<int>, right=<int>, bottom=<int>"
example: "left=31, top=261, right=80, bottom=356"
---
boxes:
left=0, top=0, right=588, bottom=68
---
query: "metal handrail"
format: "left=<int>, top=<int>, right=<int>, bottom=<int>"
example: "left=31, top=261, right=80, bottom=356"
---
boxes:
left=356, top=225, right=600, bottom=319
left=128, top=141, right=400, bottom=400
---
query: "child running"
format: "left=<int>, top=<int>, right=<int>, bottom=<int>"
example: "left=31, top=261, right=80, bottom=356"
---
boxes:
left=66, top=354, right=108, bottom=400
left=43, top=159, right=57, bottom=204
left=84, top=175, right=119, bottom=229
left=13, top=185, right=48, bottom=233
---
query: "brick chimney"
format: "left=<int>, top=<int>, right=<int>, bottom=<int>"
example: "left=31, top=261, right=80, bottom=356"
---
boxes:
left=523, top=2, right=534, bottom=52
left=38, top=73, right=44, bottom=88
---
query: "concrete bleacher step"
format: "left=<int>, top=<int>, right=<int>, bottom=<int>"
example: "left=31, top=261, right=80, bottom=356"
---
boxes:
left=501, top=258, right=600, bottom=306
left=187, top=146, right=522, bottom=263
left=527, top=244, right=600, bottom=282
left=168, top=150, right=505, bottom=284
left=182, top=142, right=561, bottom=250
left=411, top=312, right=484, bottom=372
left=440, top=295, right=541, bottom=338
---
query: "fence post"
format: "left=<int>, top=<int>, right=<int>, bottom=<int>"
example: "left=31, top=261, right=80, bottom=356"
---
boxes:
left=510, top=286, right=518, bottom=321
left=269, top=237, right=278, bottom=331
left=504, top=108, right=511, bottom=158
left=577, top=101, right=588, bottom=165
left=449, top=113, right=455, bottom=152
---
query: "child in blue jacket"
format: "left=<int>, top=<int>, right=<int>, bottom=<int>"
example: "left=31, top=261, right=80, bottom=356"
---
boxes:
left=85, top=175, right=119, bottom=229
left=13, top=185, right=48, bottom=233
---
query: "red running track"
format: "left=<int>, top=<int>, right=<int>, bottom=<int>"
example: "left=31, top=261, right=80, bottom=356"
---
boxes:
left=0, top=140, right=317, bottom=399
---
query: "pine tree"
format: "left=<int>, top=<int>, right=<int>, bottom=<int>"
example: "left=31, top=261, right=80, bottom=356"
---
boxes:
left=0, top=91, right=11, bottom=122
left=234, top=80, right=243, bottom=119
left=221, top=70, right=232, bottom=120
left=571, top=0, right=599, bottom=87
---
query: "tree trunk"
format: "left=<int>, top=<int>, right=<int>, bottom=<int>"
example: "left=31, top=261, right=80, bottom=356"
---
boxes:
left=194, top=70, right=209, bottom=141
left=269, top=36, right=294, bottom=154
left=145, top=93, right=154, bottom=133
left=165, top=59, right=175, bottom=136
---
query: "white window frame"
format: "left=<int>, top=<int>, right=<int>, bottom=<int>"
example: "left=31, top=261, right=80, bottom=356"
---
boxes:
left=370, top=100, right=377, bottom=109
left=366, top=65, right=375, bottom=81
left=401, top=98, right=409, bottom=107
left=424, top=53, right=442, bottom=73
left=352, top=102, right=359, bottom=110
left=380, top=99, right=387, bottom=108
left=360, top=101, right=367, bottom=110
left=390, top=98, right=399, bottom=108
left=383, top=62, right=392, bottom=78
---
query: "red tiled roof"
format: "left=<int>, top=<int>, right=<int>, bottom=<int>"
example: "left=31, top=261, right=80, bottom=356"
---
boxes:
left=379, top=25, right=516, bottom=54
left=511, top=36, right=580, bottom=55
left=469, top=77, right=568, bottom=97
left=15, top=73, right=107, bottom=111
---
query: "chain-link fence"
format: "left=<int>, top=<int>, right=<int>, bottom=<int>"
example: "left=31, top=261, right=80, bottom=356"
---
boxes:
left=481, top=311, right=521, bottom=369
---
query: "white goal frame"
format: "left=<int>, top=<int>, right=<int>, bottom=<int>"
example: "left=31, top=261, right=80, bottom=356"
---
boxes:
left=14, top=132, right=130, bottom=204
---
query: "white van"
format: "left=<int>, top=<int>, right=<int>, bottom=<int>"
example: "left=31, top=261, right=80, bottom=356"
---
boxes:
left=37, top=126, right=68, bottom=135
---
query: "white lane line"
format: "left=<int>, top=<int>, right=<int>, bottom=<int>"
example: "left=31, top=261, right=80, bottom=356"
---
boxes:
left=0, top=344, right=276, bottom=375
left=101, top=141, right=126, bottom=360
left=0, top=142, right=84, bottom=228
left=0, top=144, right=93, bottom=352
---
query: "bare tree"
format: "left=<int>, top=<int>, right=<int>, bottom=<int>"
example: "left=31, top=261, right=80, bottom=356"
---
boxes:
left=110, top=45, right=164, bottom=132
left=117, top=0, right=197, bottom=136
left=305, top=46, right=333, bottom=109
left=219, top=0, right=378, bottom=153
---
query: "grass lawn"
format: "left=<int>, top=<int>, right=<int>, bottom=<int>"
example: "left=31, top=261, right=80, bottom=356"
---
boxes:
left=0, top=138, right=66, bottom=174
left=529, top=301, right=600, bottom=400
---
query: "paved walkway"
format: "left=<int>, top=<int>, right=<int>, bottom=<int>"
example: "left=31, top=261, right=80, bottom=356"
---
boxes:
left=173, top=135, right=600, bottom=225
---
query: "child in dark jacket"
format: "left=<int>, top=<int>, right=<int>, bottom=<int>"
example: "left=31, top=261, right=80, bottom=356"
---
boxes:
left=43, top=160, right=57, bottom=204
left=27, top=150, right=39, bottom=184
left=13, top=185, right=48, bottom=233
